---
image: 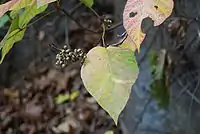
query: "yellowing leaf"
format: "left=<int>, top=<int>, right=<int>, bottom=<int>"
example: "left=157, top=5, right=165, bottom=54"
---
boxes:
left=104, top=130, right=114, bottom=134
left=119, top=35, right=136, bottom=51
left=80, top=0, right=94, bottom=8
left=10, top=0, right=35, bottom=10
left=123, top=0, right=174, bottom=51
left=81, top=46, right=139, bottom=124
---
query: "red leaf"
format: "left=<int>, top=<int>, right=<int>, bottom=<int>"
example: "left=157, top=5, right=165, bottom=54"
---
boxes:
left=0, top=0, right=19, bottom=19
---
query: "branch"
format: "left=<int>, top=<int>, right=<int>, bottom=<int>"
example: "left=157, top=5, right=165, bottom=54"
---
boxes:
left=56, top=7, right=99, bottom=33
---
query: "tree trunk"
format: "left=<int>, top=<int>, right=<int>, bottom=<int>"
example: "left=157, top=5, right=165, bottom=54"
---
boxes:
left=120, top=0, right=200, bottom=134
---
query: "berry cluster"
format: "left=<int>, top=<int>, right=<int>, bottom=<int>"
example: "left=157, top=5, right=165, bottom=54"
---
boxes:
left=103, top=18, right=113, bottom=28
left=55, top=45, right=86, bottom=68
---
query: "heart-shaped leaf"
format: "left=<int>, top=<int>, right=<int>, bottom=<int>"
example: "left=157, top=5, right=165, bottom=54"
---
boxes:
left=81, top=46, right=139, bottom=124
left=123, top=0, right=174, bottom=51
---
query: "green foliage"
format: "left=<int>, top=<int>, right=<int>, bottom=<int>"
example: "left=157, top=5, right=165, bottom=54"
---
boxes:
left=70, top=90, right=80, bottom=101
left=55, top=90, right=80, bottom=104
left=81, top=46, right=139, bottom=124
left=55, top=93, right=70, bottom=104
left=0, top=3, right=47, bottom=63
left=150, top=77, right=169, bottom=108
left=0, top=15, right=9, bottom=28
left=149, top=50, right=169, bottom=108
left=80, top=0, right=94, bottom=8
left=11, top=0, right=56, bottom=11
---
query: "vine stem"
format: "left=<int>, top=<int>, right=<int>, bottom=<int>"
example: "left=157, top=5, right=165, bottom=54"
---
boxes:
left=27, top=9, right=57, bottom=27
left=56, top=7, right=99, bottom=33
left=87, top=7, right=106, bottom=46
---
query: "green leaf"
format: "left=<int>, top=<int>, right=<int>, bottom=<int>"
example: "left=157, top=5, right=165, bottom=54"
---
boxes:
left=0, top=14, right=9, bottom=28
left=0, top=0, right=55, bottom=19
left=55, top=94, right=70, bottom=104
left=11, top=0, right=56, bottom=11
left=18, top=3, right=48, bottom=28
left=10, top=9, right=24, bottom=20
left=0, top=28, right=26, bottom=63
left=150, top=77, right=169, bottom=108
left=81, top=46, right=139, bottom=124
left=149, top=50, right=169, bottom=108
left=0, top=3, right=47, bottom=63
left=70, top=90, right=80, bottom=101
left=80, top=0, right=94, bottom=8
left=55, top=91, right=80, bottom=104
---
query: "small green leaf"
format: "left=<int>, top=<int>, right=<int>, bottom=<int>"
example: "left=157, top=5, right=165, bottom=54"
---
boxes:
left=81, top=46, right=139, bottom=124
left=55, top=91, right=80, bottom=104
left=149, top=50, right=169, bottom=108
left=0, top=14, right=9, bottom=28
left=55, top=94, right=70, bottom=104
left=80, top=0, right=94, bottom=8
left=150, top=77, right=169, bottom=108
left=70, top=90, right=80, bottom=101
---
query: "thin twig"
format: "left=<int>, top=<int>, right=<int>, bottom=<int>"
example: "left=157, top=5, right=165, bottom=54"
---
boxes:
left=69, top=3, right=82, bottom=14
left=87, top=7, right=106, bottom=46
left=5, top=12, right=13, bottom=21
left=108, top=32, right=127, bottom=46
left=27, top=9, right=57, bottom=27
left=107, top=21, right=123, bottom=32
left=101, top=23, right=106, bottom=46
left=57, top=7, right=99, bottom=33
